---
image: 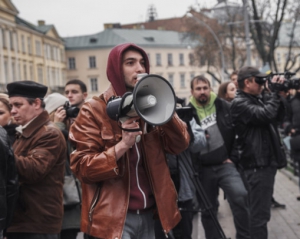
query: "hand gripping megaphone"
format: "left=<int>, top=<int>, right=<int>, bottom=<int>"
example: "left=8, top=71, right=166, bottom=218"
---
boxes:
left=106, top=73, right=176, bottom=129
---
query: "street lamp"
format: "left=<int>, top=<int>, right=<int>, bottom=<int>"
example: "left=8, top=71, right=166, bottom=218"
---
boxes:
left=186, top=12, right=226, bottom=82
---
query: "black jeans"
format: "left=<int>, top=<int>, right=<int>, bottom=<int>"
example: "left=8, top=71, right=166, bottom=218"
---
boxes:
left=7, top=233, right=59, bottom=239
left=243, top=166, right=277, bottom=239
left=154, top=199, right=194, bottom=239
left=200, top=163, right=250, bottom=239
left=59, top=229, right=80, bottom=239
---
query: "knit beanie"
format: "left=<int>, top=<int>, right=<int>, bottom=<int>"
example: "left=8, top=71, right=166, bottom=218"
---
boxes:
left=44, top=92, right=68, bottom=114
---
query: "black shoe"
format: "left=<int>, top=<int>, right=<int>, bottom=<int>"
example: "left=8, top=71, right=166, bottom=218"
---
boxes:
left=271, top=200, right=286, bottom=209
left=297, top=196, right=300, bottom=201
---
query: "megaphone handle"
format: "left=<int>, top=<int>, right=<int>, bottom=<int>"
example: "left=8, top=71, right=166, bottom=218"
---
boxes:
left=118, top=125, right=142, bottom=132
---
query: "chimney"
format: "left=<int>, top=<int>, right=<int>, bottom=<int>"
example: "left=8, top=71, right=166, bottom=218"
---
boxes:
left=38, top=20, right=45, bottom=26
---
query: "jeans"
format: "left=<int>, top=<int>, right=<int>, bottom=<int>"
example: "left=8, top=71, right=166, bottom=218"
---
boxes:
left=200, top=163, right=250, bottom=239
left=122, top=211, right=155, bottom=239
left=243, top=166, right=277, bottom=239
left=7, top=233, right=59, bottom=239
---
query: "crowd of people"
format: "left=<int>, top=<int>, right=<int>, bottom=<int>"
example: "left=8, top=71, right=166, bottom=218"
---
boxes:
left=0, top=42, right=299, bottom=239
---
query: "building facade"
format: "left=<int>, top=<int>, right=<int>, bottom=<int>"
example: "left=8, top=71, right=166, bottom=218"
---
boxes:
left=64, top=28, right=208, bottom=101
left=0, top=0, right=66, bottom=93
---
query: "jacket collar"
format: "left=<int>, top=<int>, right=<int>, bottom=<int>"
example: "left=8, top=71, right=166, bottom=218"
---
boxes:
left=21, top=111, right=50, bottom=138
left=103, top=84, right=118, bottom=104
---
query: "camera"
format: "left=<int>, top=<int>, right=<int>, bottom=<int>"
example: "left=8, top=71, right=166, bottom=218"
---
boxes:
left=63, top=101, right=79, bottom=118
left=265, top=72, right=300, bottom=91
left=176, top=107, right=193, bottom=122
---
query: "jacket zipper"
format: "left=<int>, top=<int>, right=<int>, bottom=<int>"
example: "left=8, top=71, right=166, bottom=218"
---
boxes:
left=135, top=143, right=147, bottom=209
left=88, top=186, right=101, bottom=233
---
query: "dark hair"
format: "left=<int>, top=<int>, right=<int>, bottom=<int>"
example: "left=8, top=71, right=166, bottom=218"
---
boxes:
left=238, top=77, right=253, bottom=90
left=26, top=98, right=45, bottom=109
left=217, top=82, right=232, bottom=100
left=190, top=75, right=211, bottom=90
left=230, top=70, right=238, bottom=79
left=66, top=79, right=87, bottom=93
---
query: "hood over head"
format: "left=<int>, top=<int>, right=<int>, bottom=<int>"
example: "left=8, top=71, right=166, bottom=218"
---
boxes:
left=106, top=43, right=150, bottom=96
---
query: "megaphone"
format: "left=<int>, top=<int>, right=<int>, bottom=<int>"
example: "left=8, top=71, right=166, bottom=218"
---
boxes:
left=106, top=74, right=176, bottom=127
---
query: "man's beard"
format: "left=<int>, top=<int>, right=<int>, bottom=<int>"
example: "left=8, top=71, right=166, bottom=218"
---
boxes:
left=196, top=95, right=208, bottom=105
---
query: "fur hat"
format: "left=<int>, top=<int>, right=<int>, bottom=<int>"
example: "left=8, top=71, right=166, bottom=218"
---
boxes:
left=7, top=81, right=48, bottom=98
left=44, top=93, right=68, bottom=114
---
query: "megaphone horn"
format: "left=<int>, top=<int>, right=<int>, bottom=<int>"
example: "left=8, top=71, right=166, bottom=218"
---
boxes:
left=106, top=74, right=176, bottom=126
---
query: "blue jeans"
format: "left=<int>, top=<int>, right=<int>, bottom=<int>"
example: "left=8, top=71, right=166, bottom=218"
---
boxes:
left=122, top=211, right=155, bottom=239
left=200, top=163, right=250, bottom=239
left=243, top=166, right=277, bottom=239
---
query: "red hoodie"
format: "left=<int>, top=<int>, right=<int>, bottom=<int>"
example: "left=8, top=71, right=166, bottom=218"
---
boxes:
left=106, top=43, right=154, bottom=211
left=106, top=43, right=150, bottom=96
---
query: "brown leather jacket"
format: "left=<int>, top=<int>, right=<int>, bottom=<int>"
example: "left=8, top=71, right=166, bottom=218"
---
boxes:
left=69, top=85, right=190, bottom=239
left=7, top=111, right=66, bottom=233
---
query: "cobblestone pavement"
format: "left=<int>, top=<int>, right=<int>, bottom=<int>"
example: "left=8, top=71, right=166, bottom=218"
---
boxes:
left=192, top=169, right=300, bottom=239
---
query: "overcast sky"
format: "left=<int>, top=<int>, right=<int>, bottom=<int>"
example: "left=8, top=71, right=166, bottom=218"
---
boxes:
left=12, top=0, right=219, bottom=37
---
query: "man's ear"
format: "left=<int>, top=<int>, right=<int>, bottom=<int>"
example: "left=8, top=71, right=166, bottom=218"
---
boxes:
left=34, top=98, right=42, bottom=109
left=83, top=92, right=88, bottom=100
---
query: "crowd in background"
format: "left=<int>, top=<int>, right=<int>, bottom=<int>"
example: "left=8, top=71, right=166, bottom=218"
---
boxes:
left=0, top=42, right=300, bottom=239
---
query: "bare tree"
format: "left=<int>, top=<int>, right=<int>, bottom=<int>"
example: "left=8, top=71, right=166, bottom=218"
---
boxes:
left=248, top=0, right=289, bottom=70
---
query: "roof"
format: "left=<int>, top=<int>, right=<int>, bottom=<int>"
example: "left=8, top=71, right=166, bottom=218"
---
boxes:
left=64, top=28, right=199, bottom=50
left=15, top=16, right=60, bottom=37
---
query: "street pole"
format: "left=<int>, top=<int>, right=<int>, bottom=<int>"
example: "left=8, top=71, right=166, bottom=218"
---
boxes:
left=186, top=13, right=225, bottom=82
left=243, top=0, right=252, bottom=65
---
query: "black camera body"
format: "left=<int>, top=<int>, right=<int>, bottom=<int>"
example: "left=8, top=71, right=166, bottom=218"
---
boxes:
left=176, top=107, right=193, bottom=123
left=256, top=71, right=300, bottom=91
left=63, top=101, right=79, bottom=118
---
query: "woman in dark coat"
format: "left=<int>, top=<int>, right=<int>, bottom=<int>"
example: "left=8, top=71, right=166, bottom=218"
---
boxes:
left=0, top=94, right=18, bottom=238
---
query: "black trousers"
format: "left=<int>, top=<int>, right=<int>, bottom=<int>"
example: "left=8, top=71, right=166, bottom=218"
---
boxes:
left=154, top=199, right=194, bottom=239
left=7, top=233, right=59, bottom=239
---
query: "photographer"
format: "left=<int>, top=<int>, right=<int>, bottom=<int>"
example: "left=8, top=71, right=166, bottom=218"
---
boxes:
left=230, top=66, right=287, bottom=239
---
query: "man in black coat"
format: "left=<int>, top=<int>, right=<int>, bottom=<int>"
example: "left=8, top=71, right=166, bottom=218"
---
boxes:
left=189, top=75, right=250, bottom=239
left=231, top=66, right=287, bottom=239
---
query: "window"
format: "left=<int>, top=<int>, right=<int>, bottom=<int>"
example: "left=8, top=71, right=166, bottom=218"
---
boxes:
left=156, top=53, right=161, bottom=66
left=35, top=40, right=42, bottom=56
left=4, top=61, right=9, bottom=83
left=180, top=73, right=185, bottom=88
left=12, top=62, right=16, bottom=81
left=23, top=64, right=27, bottom=79
left=21, top=35, right=26, bottom=53
left=29, top=64, right=33, bottom=80
left=9, top=31, right=13, bottom=50
left=179, top=53, right=184, bottom=66
left=168, top=73, right=174, bottom=87
left=167, top=53, right=173, bottom=66
left=68, top=57, right=76, bottom=69
left=190, top=72, right=195, bottom=80
left=189, top=53, right=195, bottom=66
left=27, top=36, right=31, bottom=54
left=38, top=67, right=43, bottom=83
left=89, top=56, right=96, bottom=68
left=2, top=29, right=6, bottom=48
left=90, top=78, right=98, bottom=91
